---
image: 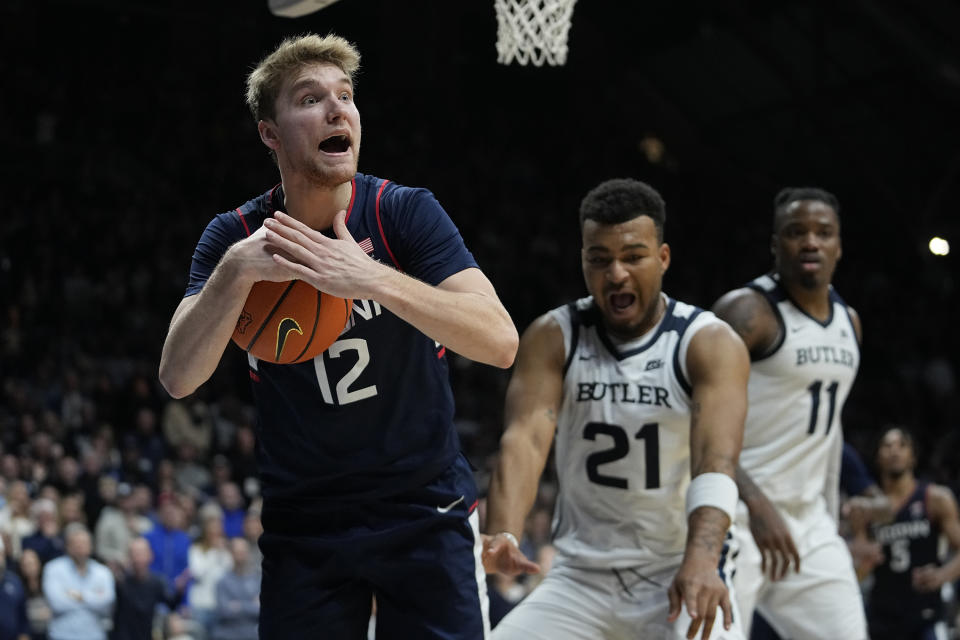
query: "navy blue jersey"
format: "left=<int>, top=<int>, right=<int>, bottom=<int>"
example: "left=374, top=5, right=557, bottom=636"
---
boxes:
left=869, top=482, right=944, bottom=636
left=186, top=173, right=478, bottom=502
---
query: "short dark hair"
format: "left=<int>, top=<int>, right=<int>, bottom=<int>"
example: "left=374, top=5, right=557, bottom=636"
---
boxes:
left=875, top=424, right=919, bottom=463
left=773, top=187, right=840, bottom=230
left=579, top=178, right=666, bottom=242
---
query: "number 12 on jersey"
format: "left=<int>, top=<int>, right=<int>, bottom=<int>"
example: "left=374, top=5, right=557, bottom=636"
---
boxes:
left=583, top=422, right=660, bottom=489
left=313, top=338, right=378, bottom=405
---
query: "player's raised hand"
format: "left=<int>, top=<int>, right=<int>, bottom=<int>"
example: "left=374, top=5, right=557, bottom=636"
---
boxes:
left=481, top=533, right=540, bottom=576
left=747, top=493, right=800, bottom=580
left=263, top=210, right=389, bottom=300
left=667, top=554, right=733, bottom=640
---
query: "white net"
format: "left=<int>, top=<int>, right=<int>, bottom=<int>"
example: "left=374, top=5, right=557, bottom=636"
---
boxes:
left=495, top=0, right=578, bottom=66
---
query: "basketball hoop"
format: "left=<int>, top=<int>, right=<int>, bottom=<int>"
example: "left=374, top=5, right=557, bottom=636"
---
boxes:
left=495, top=0, right=577, bottom=66
left=267, top=0, right=342, bottom=18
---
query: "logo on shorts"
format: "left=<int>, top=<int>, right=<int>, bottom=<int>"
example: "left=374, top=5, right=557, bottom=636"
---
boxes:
left=436, top=496, right=465, bottom=514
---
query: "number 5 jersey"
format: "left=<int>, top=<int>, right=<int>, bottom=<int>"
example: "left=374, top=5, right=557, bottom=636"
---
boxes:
left=548, top=294, right=728, bottom=569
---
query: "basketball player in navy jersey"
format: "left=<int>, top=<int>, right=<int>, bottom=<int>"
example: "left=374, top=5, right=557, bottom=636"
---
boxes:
left=484, top=178, right=750, bottom=639
left=856, top=426, right=960, bottom=640
left=159, top=34, right=518, bottom=639
left=712, top=188, right=868, bottom=639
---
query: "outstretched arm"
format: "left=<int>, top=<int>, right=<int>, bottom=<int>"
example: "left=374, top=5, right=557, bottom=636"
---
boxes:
left=667, top=322, right=749, bottom=640
left=483, top=314, right=565, bottom=575
left=263, top=211, right=518, bottom=368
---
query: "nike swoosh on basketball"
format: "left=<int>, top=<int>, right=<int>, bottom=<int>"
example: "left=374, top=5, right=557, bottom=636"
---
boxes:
left=276, top=317, right=303, bottom=361
left=437, top=496, right=465, bottom=513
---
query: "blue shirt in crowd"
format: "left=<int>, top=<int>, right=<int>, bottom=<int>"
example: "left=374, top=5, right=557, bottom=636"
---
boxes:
left=42, top=556, right=115, bottom=640
left=144, top=526, right=190, bottom=593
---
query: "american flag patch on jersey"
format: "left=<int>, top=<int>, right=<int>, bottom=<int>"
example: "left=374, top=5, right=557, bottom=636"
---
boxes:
left=357, top=237, right=374, bottom=254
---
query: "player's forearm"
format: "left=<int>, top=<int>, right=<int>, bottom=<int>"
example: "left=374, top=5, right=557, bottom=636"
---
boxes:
left=684, top=506, right=731, bottom=566
left=486, top=430, right=548, bottom=538
left=735, top=465, right=770, bottom=511
left=160, top=249, right=254, bottom=398
left=370, top=269, right=518, bottom=369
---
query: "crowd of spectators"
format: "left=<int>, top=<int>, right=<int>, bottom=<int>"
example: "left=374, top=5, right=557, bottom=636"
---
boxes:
left=0, top=386, right=265, bottom=640
left=1, top=1, right=958, bottom=638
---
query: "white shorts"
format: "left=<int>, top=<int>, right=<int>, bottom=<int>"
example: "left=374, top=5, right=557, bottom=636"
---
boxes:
left=733, top=501, right=867, bottom=640
left=492, top=558, right=745, bottom=640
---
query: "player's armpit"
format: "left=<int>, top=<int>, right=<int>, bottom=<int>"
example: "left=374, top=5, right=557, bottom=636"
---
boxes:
left=711, top=288, right=780, bottom=359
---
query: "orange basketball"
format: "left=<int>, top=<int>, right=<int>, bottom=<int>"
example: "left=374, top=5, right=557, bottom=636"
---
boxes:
left=231, top=280, right=352, bottom=364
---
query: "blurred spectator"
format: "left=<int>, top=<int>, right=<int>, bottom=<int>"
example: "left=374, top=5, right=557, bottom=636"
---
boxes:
left=95, top=483, right=145, bottom=572
left=210, top=538, right=259, bottom=640
left=164, top=612, right=196, bottom=640
left=154, top=461, right=176, bottom=499
left=229, top=426, right=258, bottom=498
left=133, top=407, right=166, bottom=476
left=21, top=498, right=63, bottom=565
left=53, top=457, right=81, bottom=498
left=79, top=452, right=111, bottom=526
left=176, top=494, right=200, bottom=541
left=59, top=494, right=86, bottom=528
left=209, top=456, right=232, bottom=495
left=172, top=445, right=211, bottom=499
left=216, top=482, right=245, bottom=539
left=4, top=481, right=34, bottom=558
left=42, top=523, right=115, bottom=640
left=18, top=549, right=51, bottom=640
left=186, top=507, right=231, bottom=635
left=0, top=536, right=29, bottom=640
left=241, top=506, right=263, bottom=572
left=111, top=537, right=175, bottom=640
left=161, top=399, right=212, bottom=460
left=1, top=456, right=21, bottom=485
left=144, top=498, right=189, bottom=596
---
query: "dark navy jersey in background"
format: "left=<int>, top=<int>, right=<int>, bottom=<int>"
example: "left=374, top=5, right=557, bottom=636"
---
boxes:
left=186, top=173, right=478, bottom=503
left=869, top=481, right=944, bottom=638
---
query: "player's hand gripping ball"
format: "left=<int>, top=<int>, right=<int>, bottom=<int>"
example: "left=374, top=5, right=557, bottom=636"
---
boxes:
left=231, top=280, right=351, bottom=364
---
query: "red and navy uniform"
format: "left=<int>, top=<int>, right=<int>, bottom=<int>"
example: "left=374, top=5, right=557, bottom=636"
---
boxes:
left=186, top=173, right=488, bottom=639
left=869, top=482, right=945, bottom=640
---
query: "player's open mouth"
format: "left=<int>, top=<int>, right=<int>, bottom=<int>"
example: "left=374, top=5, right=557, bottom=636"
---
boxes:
left=609, top=293, right=636, bottom=312
left=318, top=134, right=350, bottom=153
left=800, top=257, right=821, bottom=271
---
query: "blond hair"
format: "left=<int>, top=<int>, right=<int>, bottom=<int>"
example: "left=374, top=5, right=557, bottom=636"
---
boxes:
left=246, top=33, right=361, bottom=122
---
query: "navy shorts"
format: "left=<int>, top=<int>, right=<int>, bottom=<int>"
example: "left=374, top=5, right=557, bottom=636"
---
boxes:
left=258, top=453, right=488, bottom=639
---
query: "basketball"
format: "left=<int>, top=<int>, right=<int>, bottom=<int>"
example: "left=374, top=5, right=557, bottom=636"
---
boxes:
left=231, top=280, right=352, bottom=364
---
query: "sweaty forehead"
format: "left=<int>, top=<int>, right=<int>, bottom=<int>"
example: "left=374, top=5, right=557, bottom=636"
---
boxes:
left=582, top=216, right=658, bottom=249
